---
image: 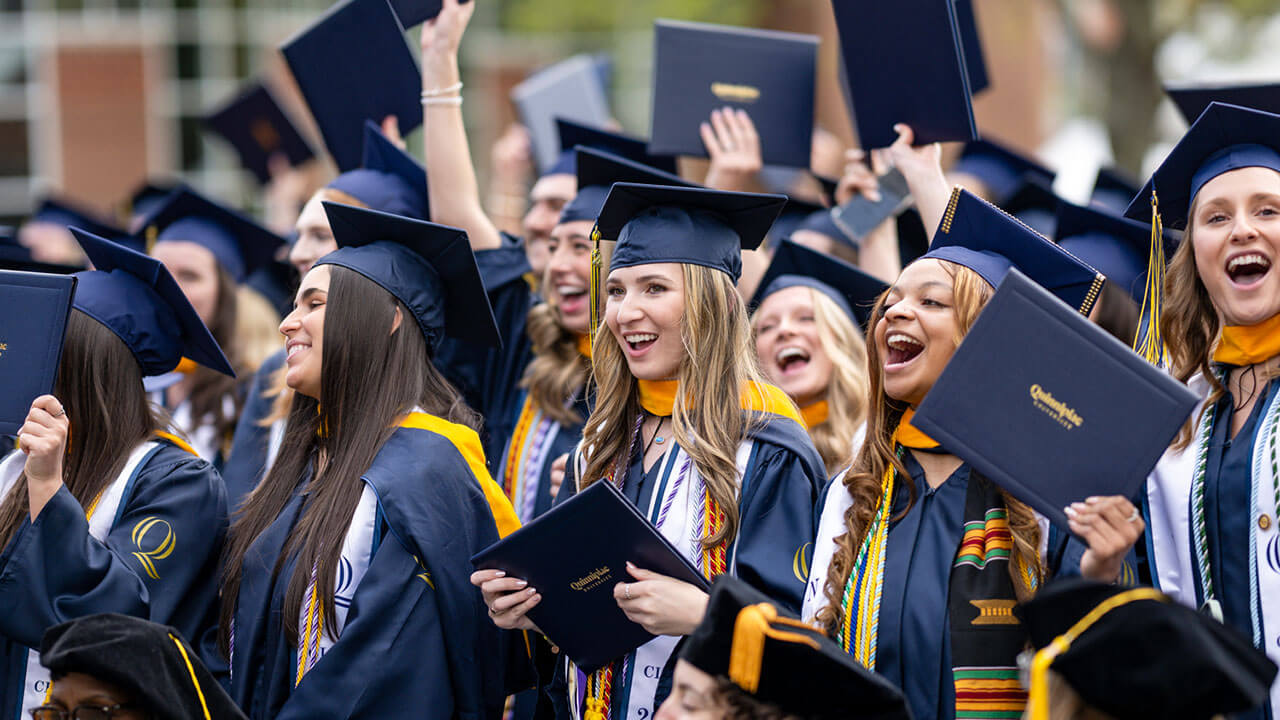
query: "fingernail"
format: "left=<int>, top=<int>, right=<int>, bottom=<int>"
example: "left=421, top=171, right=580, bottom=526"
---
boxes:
left=1086, top=496, right=1101, bottom=504
left=870, top=192, right=882, bottom=202
left=1064, top=506, right=1077, bottom=518
left=494, top=571, right=506, bottom=578
left=526, top=588, right=537, bottom=596
left=626, top=561, right=635, bottom=569
left=515, top=579, right=527, bottom=587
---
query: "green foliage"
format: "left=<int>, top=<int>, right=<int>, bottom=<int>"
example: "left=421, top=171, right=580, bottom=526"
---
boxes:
left=499, top=0, right=767, bottom=34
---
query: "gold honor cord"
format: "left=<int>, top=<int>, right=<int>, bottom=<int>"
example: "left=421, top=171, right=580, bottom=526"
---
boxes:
left=1133, top=190, right=1168, bottom=366
left=1026, top=587, right=1167, bottom=720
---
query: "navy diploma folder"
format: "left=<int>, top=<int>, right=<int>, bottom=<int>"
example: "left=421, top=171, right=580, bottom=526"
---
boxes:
left=831, top=168, right=913, bottom=241
left=0, top=271, right=76, bottom=436
left=911, top=269, right=1198, bottom=533
left=471, top=479, right=709, bottom=671
left=387, top=0, right=469, bottom=29
left=280, top=0, right=422, bottom=172
left=511, top=55, right=612, bottom=173
left=204, top=82, right=316, bottom=185
left=648, top=19, right=818, bottom=168
left=832, top=0, right=977, bottom=150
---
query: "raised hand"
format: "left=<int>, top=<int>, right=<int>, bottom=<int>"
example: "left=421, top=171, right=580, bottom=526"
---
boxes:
left=18, top=395, right=70, bottom=519
left=701, top=107, right=763, bottom=192
left=1069, top=495, right=1145, bottom=582
left=420, top=0, right=475, bottom=59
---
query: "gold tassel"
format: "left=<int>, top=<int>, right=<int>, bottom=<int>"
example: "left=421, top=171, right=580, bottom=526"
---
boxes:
left=727, top=603, right=820, bottom=694
left=583, top=698, right=606, bottom=720
left=1133, top=190, right=1167, bottom=366
left=588, top=225, right=603, bottom=350
left=145, top=225, right=159, bottom=254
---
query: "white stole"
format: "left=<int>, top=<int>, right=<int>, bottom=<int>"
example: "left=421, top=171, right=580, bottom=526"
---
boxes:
left=0, top=441, right=159, bottom=716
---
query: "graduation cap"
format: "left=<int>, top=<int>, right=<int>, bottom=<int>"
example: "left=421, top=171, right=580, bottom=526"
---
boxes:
left=30, top=197, right=140, bottom=254
left=1023, top=579, right=1277, bottom=720
left=786, top=198, right=857, bottom=249
left=1001, top=175, right=1060, bottom=238
left=556, top=119, right=678, bottom=175
left=39, top=613, right=247, bottom=720
left=280, top=0, right=422, bottom=172
left=1089, top=166, right=1141, bottom=214
left=951, top=138, right=1056, bottom=204
left=922, top=187, right=1104, bottom=314
left=326, top=120, right=428, bottom=220
left=204, top=81, right=316, bottom=186
left=140, top=185, right=285, bottom=283
left=1123, top=102, right=1280, bottom=230
left=595, top=183, right=787, bottom=281
left=69, top=227, right=234, bottom=377
left=751, top=239, right=887, bottom=329
left=1165, top=80, right=1280, bottom=126
left=2, top=225, right=82, bottom=274
left=681, top=576, right=911, bottom=720
left=317, top=202, right=500, bottom=351
left=559, top=146, right=695, bottom=225
left=123, top=181, right=179, bottom=225
left=1055, top=200, right=1176, bottom=303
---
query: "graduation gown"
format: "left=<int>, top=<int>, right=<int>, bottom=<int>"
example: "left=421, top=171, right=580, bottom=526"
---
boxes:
left=228, top=413, right=524, bottom=720
left=1146, top=372, right=1280, bottom=719
left=0, top=438, right=228, bottom=718
left=554, top=405, right=825, bottom=720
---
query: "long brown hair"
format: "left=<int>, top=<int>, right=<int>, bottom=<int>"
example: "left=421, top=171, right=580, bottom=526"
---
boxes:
left=0, top=310, right=159, bottom=547
left=219, top=265, right=479, bottom=650
left=580, top=263, right=764, bottom=548
left=185, top=264, right=244, bottom=456
left=815, top=261, right=1043, bottom=635
left=522, top=301, right=589, bottom=426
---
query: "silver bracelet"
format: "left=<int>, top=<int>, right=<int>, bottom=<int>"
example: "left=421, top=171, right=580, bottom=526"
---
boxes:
left=421, top=95, right=463, bottom=107
left=421, top=82, right=463, bottom=99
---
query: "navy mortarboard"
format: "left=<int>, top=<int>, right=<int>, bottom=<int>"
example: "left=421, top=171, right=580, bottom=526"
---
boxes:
left=924, top=187, right=1103, bottom=313
left=649, top=19, right=818, bottom=168
left=0, top=228, right=81, bottom=274
left=1164, top=80, right=1280, bottom=125
left=1089, top=166, right=1141, bottom=214
left=122, top=181, right=179, bottom=228
left=326, top=120, right=429, bottom=220
left=774, top=197, right=854, bottom=249
left=386, top=0, right=469, bottom=30
left=204, top=81, right=316, bottom=185
left=559, top=146, right=695, bottom=225
left=1055, top=200, right=1176, bottom=303
left=70, top=227, right=234, bottom=378
left=1022, top=580, right=1277, bottom=720
left=140, top=185, right=286, bottom=283
left=511, top=54, right=612, bottom=173
left=0, top=269, right=75, bottom=435
left=281, top=0, right=422, bottom=172
left=594, top=183, right=787, bottom=281
left=752, top=239, right=888, bottom=329
left=950, top=138, right=1056, bottom=204
left=556, top=119, right=678, bottom=175
left=680, top=576, right=911, bottom=720
left=954, top=0, right=989, bottom=95
left=38, top=613, right=248, bottom=720
left=833, top=0, right=976, bottom=149
left=317, top=202, right=501, bottom=350
left=1001, top=175, right=1060, bottom=238
left=30, top=197, right=140, bottom=253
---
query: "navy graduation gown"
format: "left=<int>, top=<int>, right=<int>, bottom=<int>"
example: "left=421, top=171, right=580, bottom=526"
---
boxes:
left=222, top=348, right=286, bottom=510
left=229, top=420, right=523, bottom=720
left=0, top=441, right=228, bottom=715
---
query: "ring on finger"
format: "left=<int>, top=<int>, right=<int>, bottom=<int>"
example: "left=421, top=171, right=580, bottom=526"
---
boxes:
left=52, top=408, right=65, bottom=417
left=1126, top=508, right=1140, bottom=523
left=624, top=585, right=631, bottom=601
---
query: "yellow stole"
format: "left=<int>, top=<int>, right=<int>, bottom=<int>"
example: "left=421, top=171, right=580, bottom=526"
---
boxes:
left=576, top=334, right=593, bottom=360
left=174, top=357, right=199, bottom=375
left=636, top=379, right=804, bottom=426
left=398, top=412, right=521, bottom=539
left=1214, top=313, right=1280, bottom=366
left=894, top=408, right=940, bottom=450
left=800, top=401, right=829, bottom=429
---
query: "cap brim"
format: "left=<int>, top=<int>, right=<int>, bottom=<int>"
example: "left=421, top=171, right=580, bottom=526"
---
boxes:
left=595, top=183, right=787, bottom=251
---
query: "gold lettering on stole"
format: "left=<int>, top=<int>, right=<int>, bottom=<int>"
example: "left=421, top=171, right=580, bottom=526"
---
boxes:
left=969, top=599, right=1020, bottom=625
left=710, top=83, right=761, bottom=103
left=793, top=542, right=813, bottom=583
left=131, top=516, right=175, bottom=580
left=1029, top=384, right=1084, bottom=430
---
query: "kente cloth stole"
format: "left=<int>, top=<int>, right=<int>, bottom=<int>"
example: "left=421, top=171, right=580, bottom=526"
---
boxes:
left=500, top=394, right=562, bottom=522
left=837, top=464, right=1032, bottom=719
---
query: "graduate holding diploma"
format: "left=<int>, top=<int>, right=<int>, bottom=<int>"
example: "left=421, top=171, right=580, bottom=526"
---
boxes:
left=475, top=183, right=826, bottom=720
left=0, top=229, right=233, bottom=719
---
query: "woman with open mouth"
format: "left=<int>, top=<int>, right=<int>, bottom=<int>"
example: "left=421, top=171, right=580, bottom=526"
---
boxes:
left=751, top=239, right=883, bottom=476
left=218, top=204, right=522, bottom=719
left=803, top=178, right=1144, bottom=720
left=1137, top=101, right=1280, bottom=720
left=473, top=184, right=826, bottom=720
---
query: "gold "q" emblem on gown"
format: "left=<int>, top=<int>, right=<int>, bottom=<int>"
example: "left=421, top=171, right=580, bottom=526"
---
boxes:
left=131, top=516, right=175, bottom=580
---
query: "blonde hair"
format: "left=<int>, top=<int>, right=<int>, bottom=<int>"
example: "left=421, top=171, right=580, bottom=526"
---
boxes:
left=581, top=263, right=765, bottom=547
left=815, top=261, right=1043, bottom=635
left=522, top=301, right=589, bottom=426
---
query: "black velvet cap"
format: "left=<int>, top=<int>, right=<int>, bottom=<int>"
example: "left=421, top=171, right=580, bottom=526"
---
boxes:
left=40, top=613, right=247, bottom=720
left=681, top=576, right=911, bottom=720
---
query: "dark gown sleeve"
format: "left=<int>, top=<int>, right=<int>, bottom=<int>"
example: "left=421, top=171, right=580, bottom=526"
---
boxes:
left=0, top=444, right=228, bottom=649
left=733, top=433, right=825, bottom=614
left=221, top=349, right=286, bottom=510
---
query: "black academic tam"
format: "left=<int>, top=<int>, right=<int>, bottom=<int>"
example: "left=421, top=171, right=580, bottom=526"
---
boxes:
left=40, top=613, right=247, bottom=720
